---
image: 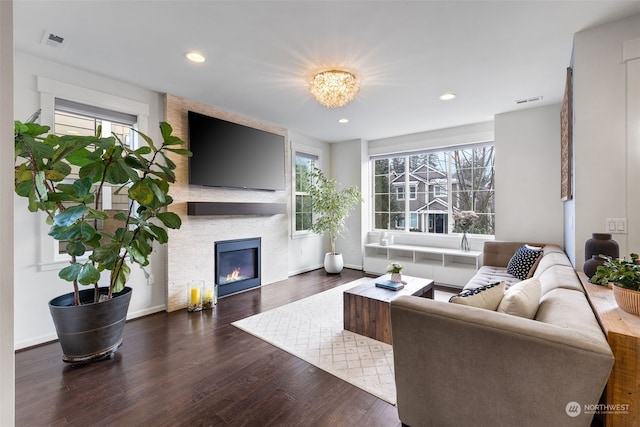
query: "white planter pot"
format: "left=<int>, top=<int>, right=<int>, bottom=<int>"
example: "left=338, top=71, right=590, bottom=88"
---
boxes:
left=324, top=253, right=344, bottom=273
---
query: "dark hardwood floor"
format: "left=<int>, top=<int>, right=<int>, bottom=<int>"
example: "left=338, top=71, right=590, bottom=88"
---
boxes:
left=15, top=269, right=404, bottom=427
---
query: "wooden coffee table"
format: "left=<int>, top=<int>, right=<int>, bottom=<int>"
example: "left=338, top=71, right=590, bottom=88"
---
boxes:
left=343, top=275, right=434, bottom=344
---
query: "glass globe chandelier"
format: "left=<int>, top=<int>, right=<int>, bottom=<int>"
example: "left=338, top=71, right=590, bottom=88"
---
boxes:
left=309, top=70, right=360, bottom=108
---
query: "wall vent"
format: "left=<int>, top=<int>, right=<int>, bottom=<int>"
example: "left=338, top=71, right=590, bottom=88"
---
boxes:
left=515, top=96, right=543, bottom=105
left=41, top=31, right=65, bottom=48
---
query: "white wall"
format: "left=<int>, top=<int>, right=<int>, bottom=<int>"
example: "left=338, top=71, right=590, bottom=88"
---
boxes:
left=330, top=139, right=367, bottom=269
left=0, top=0, right=14, bottom=423
left=288, top=131, right=330, bottom=275
left=572, top=13, right=640, bottom=268
left=494, top=104, right=564, bottom=246
left=13, top=52, right=167, bottom=349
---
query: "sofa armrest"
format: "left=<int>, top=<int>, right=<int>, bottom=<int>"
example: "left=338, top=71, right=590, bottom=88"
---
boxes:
left=390, top=296, right=613, bottom=427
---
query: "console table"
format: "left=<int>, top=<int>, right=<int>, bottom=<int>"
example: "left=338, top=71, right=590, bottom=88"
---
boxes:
left=580, top=271, right=640, bottom=427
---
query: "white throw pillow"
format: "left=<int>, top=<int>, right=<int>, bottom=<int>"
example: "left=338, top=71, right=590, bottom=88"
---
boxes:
left=450, top=282, right=506, bottom=311
left=497, top=277, right=542, bottom=319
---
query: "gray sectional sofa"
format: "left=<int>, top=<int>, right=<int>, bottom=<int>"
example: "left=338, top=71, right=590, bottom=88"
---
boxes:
left=390, top=241, right=614, bottom=427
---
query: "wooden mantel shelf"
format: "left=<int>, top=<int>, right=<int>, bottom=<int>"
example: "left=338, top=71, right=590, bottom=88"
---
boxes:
left=187, top=201, right=287, bottom=216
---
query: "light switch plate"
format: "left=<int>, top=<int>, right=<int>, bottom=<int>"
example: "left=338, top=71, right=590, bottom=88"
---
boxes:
left=605, top=218, right=627, bottom=234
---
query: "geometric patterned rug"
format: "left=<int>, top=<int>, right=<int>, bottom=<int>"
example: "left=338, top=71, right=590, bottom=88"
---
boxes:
left=232, top=278, right=397, bottom=404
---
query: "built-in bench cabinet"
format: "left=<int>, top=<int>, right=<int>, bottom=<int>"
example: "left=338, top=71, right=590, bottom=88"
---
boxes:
left=363, top=238, right=482, bottom=289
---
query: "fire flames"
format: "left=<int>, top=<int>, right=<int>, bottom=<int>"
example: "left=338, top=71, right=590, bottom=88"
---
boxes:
left=226, top=267, right=241, bottom=282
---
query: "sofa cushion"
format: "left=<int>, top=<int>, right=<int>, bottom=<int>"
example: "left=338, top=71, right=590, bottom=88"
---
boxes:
left=449, top=282, right=506, bottom=310
left=464, top=266, right=521, bottom=291
left=535, top=288, right=609, bottom=349
left=507, top=245, right=543, bottom=280
left=536, top=264, right=584, bottom=295
left=497, top=277, right=541, bottom=319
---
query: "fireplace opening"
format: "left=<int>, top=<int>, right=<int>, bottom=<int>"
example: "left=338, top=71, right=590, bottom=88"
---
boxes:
left=215, top=237, right=261, bottom=297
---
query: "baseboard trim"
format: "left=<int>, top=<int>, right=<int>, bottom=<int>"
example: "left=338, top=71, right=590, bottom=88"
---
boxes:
left=15, top=305, right=167, bottom=351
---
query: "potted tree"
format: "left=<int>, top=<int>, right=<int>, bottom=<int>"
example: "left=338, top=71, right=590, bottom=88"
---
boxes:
left=14, top=116, right=190, bottom=362
left=592, top=253, right=640, bottom=315
left=307, top=168, right=362, bottom=273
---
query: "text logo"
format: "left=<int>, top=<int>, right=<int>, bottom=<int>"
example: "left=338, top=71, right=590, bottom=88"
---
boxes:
left=566, top=401, right=581, bottom=417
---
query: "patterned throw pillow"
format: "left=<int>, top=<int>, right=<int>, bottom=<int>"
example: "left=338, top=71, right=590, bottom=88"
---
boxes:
left=449, top=282, right=506, bottom=311
left=507, top=245, right=543, bottom=280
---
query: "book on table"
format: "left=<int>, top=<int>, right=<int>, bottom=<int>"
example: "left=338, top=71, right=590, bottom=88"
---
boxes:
left=375, top=279, right=405, bottom=291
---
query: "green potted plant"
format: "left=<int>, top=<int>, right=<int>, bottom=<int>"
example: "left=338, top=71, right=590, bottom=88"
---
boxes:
left=306, top=168, right=362, bottom=273
left=387, top=262, right=403, bottom=283
left=592, top=253, right=640, bottom=315
left=14, top=116, right=191, bottom=362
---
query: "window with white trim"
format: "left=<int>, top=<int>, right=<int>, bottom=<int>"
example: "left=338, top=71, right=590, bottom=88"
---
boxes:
left=294, top=152, right=318, bottom=232
left=53, top=99, right=138, bottom=256
left=372, top=143, right=495, bottom=235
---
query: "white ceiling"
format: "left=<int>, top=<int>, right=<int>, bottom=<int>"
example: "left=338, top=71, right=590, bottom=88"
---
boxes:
left=13, top=0, right=640, bottom=143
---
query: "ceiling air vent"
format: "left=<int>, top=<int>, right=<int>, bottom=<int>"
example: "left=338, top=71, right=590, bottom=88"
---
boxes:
left=41, top=31, right=65, bottom=48
left=515, top=96, right=543, bottom=105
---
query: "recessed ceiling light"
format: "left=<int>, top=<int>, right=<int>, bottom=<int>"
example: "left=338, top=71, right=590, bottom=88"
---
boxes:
left=338, top=118, right=349, bottom=124
left=185, top=51, right=206, bottom=63
left=439, top=92, right=456, bottom=101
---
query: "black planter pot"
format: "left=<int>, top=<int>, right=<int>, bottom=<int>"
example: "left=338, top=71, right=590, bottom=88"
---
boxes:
left=584, top=233, right=619, bottom=280
left=49, top=287, right=132, bottom=363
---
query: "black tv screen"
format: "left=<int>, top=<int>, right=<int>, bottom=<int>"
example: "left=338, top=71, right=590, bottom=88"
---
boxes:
left=188, top=111, right=286, bottom=191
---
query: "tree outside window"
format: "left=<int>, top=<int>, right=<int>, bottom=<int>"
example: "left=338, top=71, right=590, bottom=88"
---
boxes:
left=372, top=144, right=495, bottom=235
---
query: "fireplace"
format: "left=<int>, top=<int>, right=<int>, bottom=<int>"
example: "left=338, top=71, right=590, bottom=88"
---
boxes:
left=215, top=237, right=261, bottom=297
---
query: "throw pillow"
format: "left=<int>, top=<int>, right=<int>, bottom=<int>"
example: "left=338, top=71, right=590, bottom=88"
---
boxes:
left=507, top=245, right=543, bottom=280
left=449, top=282, right=506, bottom=311
left=497, top=277, right=542, bottom=319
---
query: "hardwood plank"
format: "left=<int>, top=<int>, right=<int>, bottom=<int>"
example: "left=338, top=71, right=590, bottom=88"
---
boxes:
left=16, top=268, right=401, bottom=426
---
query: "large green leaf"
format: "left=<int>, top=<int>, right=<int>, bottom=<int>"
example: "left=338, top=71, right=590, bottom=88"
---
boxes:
left=72, top=177, right=93, bottom=198
left=91, top=242, right=121, bottom=267
left=66, top=241, right=86, bottom=257
left=15, top=181, right=33, bottom=198
left=34, top=171, right=48, bottom=202
left=59, top=263, right=81, bottom=282
left=53, top=205, right=88, bottom=227
left=164, top=148, right=192, bottom=156
left=111, top=262, right=130, bottom=294
left=157, top=212, right=182, bottom=229
left=66, top=221, right=96, bottom=242
left=105, top=159, right=138, bottom=184
left=148, top=224, right=168, bottom=243
left=129, top=181, right=154, bottom=205
left=78, top=263, right=100, bottom=285
left=79, top=161, right=104, bottom=182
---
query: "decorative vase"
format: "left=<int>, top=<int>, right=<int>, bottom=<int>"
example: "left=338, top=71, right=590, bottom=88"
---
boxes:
left=324, top=253, right=344, bottom=274
left=584, top=233, right=619, bottom=278
left=390, top=272, right=402, bottom=283
left=613, top=284, right=640, bottom=316
left=460, top=231, right=470, bottom=252
left=584, top=255, right=606, bottom=281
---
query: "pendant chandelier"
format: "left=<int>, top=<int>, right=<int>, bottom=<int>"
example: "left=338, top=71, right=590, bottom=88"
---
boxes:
left=309, top=70, right=360, bottom=108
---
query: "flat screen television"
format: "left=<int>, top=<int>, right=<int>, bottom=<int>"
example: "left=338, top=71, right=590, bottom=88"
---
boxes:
left=188, top=110, right=286, bottom=191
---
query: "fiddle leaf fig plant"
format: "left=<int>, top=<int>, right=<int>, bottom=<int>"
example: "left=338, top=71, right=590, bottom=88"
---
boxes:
left=306, top=167, right=363, bottom=255
left=14, top=117, right=191, bottom=305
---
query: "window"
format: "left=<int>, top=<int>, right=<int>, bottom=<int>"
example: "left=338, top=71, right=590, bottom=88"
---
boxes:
left=372, top=143, right=495, bottom=235
left=53, top=99, right=138, bottom=256
left=294, top=152, right=318, bottom=232
left=393, top=182, right=417, bottom=200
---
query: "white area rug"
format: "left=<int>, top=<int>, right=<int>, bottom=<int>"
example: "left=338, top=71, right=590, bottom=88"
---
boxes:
left=232, top=278, right=397, bottom=404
